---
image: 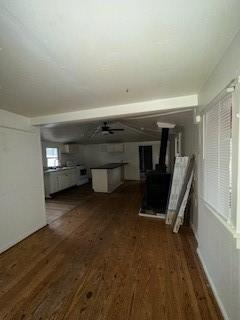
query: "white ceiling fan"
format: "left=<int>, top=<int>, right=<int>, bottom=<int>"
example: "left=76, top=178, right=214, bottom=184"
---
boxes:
left=90, top=120, right=176, bottom=140
left=91, top=121, right=125, bottom=138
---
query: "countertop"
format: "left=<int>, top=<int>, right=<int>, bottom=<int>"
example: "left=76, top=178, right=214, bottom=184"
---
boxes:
left=44, top=166, right=78, bottom=174
left=91, top=163, right=128, bottom=170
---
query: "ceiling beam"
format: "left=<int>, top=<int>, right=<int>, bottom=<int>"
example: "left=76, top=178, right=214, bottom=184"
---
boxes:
left=31, top=94, right=198, bottom=126
left=118, top=121, right=158, bottom=139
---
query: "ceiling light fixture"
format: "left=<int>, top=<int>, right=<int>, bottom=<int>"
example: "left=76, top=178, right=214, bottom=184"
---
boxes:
left=157, top=122, right=176, bottom=128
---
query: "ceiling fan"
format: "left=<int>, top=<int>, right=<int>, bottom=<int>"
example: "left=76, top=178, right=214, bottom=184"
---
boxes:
left=101, top=122, right=124, bottom=135
left=93, top=122, right=125, bottom=136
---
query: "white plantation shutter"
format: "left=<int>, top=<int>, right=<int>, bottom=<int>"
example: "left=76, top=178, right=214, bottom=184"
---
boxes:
left=198, top=117, right=204, bottom=197
left=203, top=93, right=232, bottom=220
left=204, top=105, right=219, bottom=208
left=219, top=95, right=232, bottom=218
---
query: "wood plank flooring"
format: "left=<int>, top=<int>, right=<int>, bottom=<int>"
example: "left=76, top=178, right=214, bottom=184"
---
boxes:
left=0, top=182, right=222, bottom=320
left=45, top=184, right=93, bottom=223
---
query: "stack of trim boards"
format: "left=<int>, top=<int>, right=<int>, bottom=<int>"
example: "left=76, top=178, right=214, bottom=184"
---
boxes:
left=165, top=157, right=189, bottom=224
left=166, top=156, right=194, bottom=233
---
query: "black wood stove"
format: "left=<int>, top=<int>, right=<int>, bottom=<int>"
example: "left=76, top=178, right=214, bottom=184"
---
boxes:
left=142, top=128, right=171, bottom=213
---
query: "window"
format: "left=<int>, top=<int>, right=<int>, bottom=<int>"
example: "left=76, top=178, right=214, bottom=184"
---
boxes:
left=46, top=147, right=59, bottom=167
left=203, top=93, right=232, bottom=221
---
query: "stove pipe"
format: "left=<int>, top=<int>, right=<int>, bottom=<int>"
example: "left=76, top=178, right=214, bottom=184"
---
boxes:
left=156, top=128, right=169, bottom=172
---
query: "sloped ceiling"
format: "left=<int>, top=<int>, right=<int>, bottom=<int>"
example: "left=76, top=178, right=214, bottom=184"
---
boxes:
left=0, top=1, right=240, bottom=117
left=41, top=108, right=194, bottom=143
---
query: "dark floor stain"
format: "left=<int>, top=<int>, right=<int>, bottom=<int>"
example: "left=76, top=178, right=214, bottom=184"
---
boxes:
left=86, top=291, right=93, bottom=299
left=80, top=306, right=87, bottom=313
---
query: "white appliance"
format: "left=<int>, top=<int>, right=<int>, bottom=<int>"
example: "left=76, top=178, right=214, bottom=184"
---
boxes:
left=76, top=165, right=89, bottom=186
left=66, top=160, right=76, bottom=167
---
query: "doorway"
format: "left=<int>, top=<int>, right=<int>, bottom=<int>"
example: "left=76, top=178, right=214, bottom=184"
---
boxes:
left=139, top=145, right=153, bottom=179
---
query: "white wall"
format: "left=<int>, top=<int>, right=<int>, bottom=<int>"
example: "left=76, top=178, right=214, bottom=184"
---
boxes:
left=199, top=31, right=240, bottom=106
left=81, top=141, right=161, bottom=180
left=82, top=144, right=125, bottom=177
left=197, top=203, right=240, bottom=320
left=0, top=110, right=46, bottom=254
left=124, top=141, right=161, bottom=180
left=193, top=30, right=240, bottom=320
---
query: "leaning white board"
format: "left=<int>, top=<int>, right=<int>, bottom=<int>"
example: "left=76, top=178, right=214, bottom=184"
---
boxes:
left=165, top=156, right=189, bottom=224
left=173, top=170, right=194, bottom=233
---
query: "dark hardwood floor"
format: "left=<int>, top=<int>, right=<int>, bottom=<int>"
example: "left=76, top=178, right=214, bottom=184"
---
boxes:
left=0, top=182, right=222, bottom=320
left=45, top=184, right=93, bottom=223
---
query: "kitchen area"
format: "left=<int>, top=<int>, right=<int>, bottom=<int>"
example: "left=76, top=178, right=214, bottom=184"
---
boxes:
left=42, top=143, right=88, bottom=198
left=42, top=142, right=130, bottom=198
left=40, top=118, right=180, bottom=223
left=40, top=118, right=178, bottom=204
left=44, top=165, right=88, bottom=198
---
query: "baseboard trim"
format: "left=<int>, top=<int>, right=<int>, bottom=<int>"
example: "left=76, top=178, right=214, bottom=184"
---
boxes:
left=196, top=248, right=229, bottom=320
left=0, top=222, right=47, bottom=255
left=190, top=223, right=199, bottom=243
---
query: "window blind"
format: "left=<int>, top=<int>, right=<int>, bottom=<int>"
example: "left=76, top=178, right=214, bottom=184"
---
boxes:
left=46, top=147, right=59, bottom=167
left=203, top=93, right=232, bottom=220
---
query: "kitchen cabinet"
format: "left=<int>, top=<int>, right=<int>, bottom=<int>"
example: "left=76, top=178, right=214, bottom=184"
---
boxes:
left=107, top=143, right=124, bottom=153
left=60, top=144, right=79, bottom=154
left=99, top=143, right=124, bottom=153
left=59, top=169, right=77, bottom=189
left=58, top=172, right=69, bottom=190
left=44, top=168, right=77, bottom=197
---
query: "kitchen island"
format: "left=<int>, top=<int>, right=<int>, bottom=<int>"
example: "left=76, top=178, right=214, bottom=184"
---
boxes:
left=91, top=163, right=127, bottom=193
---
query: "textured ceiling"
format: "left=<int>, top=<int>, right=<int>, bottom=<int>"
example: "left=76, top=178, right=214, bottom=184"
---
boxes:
left=41, top=108, right=194, bottom=143
left=1, top=1, right=240, bottom=116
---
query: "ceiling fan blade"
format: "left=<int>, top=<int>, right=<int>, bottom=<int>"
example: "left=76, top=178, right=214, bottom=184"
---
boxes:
left=91, top=126, right=101, bottom=138
left=101, top=121, right=125, bottom=133
left=110, top=128, right=124, bottom=131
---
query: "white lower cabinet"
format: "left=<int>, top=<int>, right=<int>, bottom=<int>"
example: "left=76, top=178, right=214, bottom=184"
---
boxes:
left=44, top=173, right=58, bottom=195
left=58, top=172, right=69, bottom=190
left=44, top=168, right=77, bottom=197
left=91, top=166, right=124, bottom=193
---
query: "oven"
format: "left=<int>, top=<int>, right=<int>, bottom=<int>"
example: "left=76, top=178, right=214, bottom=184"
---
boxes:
left=77, top=165, right=89, bottom=186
